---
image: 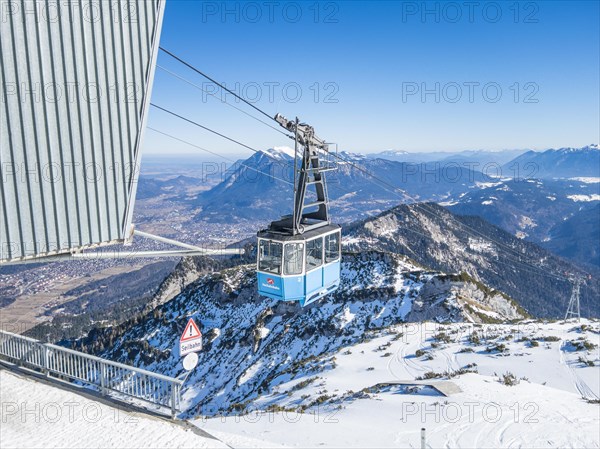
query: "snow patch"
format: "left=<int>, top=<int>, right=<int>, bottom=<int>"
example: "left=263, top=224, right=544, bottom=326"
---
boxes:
left=337, top=306, right=356, bottom=327
left=467, top=238, right=495, bottom=254
left=518, top=215, right=537, bottom=229
left=476, top=181, right=503, bottom=189
left=569, top=177, right=600, bottom=183
left=567, top=194, right=600, bottom=202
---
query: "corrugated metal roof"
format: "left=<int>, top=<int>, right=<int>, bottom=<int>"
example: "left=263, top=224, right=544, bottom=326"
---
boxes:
left=0, top=0, right=165, bottom=263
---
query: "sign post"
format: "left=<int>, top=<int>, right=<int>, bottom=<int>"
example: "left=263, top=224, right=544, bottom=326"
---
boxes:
left=180, top=318, right=202, bottom=356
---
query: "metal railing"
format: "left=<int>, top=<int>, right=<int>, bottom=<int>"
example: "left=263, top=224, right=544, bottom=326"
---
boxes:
left=0, top=330, right=183, bottom=417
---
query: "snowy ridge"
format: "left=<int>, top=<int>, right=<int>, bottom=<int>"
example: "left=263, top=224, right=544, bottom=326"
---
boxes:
left=501, top=144, right=600, bottom=179
left=81, top=251, right=524, bottom=419
left=378, top=149, right=409, bottom=156
left=336, top=150, right=368, bottom=162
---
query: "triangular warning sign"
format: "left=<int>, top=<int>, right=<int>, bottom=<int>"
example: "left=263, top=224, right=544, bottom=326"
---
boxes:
left=180, top=318, right=201, bottom=342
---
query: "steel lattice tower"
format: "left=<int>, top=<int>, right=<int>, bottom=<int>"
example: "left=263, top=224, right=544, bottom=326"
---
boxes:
left=565, top=277, right=582, bottom=322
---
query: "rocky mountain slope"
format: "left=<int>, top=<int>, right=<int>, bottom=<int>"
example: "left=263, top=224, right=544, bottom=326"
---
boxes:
left=73, top=251, right=526, bottom=416
left=344, top=203, right=599, bottom=318
left=543, top=204, right=600, bottom=268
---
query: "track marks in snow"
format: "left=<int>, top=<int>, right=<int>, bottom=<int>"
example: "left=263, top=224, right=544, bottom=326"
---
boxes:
left=559, top=339, right=599, bottom=401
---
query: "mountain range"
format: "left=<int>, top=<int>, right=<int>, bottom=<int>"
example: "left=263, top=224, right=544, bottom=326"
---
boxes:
left=193, top=148, right=491, bottom=223
left=128, top=144, right=600, bottom=272
left=447, top=178, right=600, bottom=248
left=369, top=148, right=527, bottom=166
left=186, top=145, right=599, bottom=267
left=500, top=145, right=600, bottom=179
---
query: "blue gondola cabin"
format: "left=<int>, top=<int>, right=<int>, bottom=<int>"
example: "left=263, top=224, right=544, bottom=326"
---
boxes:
left=257, top=224, right=341, bottom=306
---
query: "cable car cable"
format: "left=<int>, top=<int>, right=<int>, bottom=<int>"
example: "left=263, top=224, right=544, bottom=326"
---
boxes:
left=150, top=103, right=572, bottom=282
left=152, top=53, right=574, bottom=283
left=156, top=64, right=292, bottom=138
left=147, top=127, right=294, bottom=186
left=159, top=47, right=276, bottom=124
left=150, top=103, right=266, bottom=155
left=157, top=48, right=371, bottom=165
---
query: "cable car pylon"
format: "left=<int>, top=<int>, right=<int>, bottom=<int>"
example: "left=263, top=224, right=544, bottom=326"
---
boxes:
left=256, top=114, right=341, bottom=306
left=565, top=275, right=584, bottom=322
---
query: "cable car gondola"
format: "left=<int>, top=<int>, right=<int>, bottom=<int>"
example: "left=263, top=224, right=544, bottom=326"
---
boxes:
left=257, top=114, right=341, bottom=306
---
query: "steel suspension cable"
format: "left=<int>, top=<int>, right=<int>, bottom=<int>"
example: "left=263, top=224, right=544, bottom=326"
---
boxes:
left=159, top=47, right=277, bottom=123
left=147, top=126, right=293, bottom=186
left=156, top=64, right=292, bottom=138
left=154, top=52, right=576, bottom=282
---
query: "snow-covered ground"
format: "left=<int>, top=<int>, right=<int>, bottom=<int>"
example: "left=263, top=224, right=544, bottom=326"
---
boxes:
left=0, top=369, right=229, bottom=449
left=196, top=320, right=600, bottom=448
left=199, top=373, right=598, bottom=448
left=2, top=320, right=598, bottom=448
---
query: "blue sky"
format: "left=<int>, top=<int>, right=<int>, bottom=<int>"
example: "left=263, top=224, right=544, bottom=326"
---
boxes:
left=145, top=0, right=600, bottom=155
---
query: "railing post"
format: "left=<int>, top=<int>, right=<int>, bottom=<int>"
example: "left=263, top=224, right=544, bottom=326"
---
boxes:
left=100, top=363, right=107, bottom=394
left=171, top=383, right=178, bottom=419
left=43, top=344, right=49, bottom=377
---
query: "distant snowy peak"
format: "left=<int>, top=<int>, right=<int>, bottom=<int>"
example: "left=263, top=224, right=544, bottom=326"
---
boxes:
left=367, top=149, right=411, bottom=161
left=258, top=147, right=367, bottom=164
left=378, top=149, right=409, bottom=156
left=337, top=150, right=367, bottom=162
left=548, top=144, right=599, bottom=153
left=260, top=146, right=296, bottom=160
